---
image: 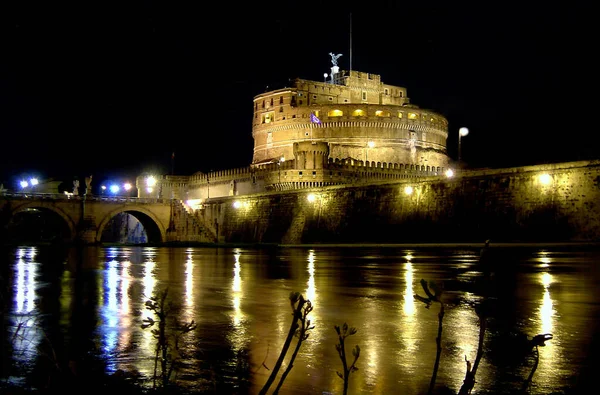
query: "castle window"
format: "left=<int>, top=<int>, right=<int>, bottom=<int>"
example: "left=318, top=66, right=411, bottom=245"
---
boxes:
left=313, top=95, right=317, bottom=99
left=314, top=110, right=320, bottom=117
left=328, top=97, right=333, bottom=101
left=279, top=106, right=283, bottom=112
left=299, top=100, right=303, bottom=105
left=352, top=109, right=365, bottom=116
left=262, top=100, right=265, bottom=109
left=384, top=88, right=389, bottom=95
left=262, top=112, right=274, bottom=124
left=408, top=113, right=418, bottom=120
left=270, top=98, right=274, bottom=106
left=375, top=110, right=390, bottom=117
left=398, top=112, right=403, bottom=118
left=280, top=96, right=284, bottom=104
left=299, top=93, right=303, bottom=97
left=328, top=109, right=343, bottom=117
left=344, top=99, right=348, bottom=102
left=255, top=102, right=258, bottom=110
left=399, top=91, right=404, bottom=97
left=362, top=91, right=367, bottom=101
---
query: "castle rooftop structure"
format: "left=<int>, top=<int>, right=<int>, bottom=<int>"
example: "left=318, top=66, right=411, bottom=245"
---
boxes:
left=252, top=69, right=450, bottom=170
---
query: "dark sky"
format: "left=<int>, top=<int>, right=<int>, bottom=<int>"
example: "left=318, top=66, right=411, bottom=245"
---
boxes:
left=0, top=1, right=595, bottom=190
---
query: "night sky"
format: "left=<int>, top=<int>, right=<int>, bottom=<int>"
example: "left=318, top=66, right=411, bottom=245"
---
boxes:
left=0, top=1, right=595, bottom=191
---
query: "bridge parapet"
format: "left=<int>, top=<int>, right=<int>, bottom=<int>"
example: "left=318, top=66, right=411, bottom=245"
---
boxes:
left=1, top=192, right=170, bottom=204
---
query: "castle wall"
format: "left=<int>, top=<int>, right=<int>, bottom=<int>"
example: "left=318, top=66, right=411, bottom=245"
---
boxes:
left=197, top=160, right=600, bottom=244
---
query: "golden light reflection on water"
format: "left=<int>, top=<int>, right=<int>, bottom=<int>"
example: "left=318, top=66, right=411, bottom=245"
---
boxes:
left=537, top=269, right=558, bottom=380
left=228, top=249, right=248, bottom=354
left=399, top=253, right=418, bottom=375
left=305, top=250, right=316, bottom=305
left=182, top=249, right=195, bottom=324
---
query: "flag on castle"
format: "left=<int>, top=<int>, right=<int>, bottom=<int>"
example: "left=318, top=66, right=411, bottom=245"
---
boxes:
left=310, top=112, right=321, bottom=124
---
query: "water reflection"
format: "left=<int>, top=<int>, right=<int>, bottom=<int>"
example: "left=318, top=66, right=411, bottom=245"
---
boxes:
left=2, top=245, right=599, bottom=395
left=11, top=247, right=41, bottom=383
left=399, top=252, right=418, bottom=377
left=228, top=248, right=247, bottom=355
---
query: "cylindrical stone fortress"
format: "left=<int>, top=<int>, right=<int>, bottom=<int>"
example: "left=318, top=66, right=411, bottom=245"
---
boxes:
left=252, top=69, right=450, bottom=169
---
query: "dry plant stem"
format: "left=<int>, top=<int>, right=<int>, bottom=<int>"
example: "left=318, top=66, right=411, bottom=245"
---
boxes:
left=335, top=323, right=360, bottom=395
left=414, top=279, right=445, bottom=395
left=273, top=300, right=314, bottom=394
left=458, top=314, right=487, bottom=394
left=428, top=302, right=445, bottom=395
left=259, top=293, right=306, bottom=395
left=521, top=346, right=540, bottom=393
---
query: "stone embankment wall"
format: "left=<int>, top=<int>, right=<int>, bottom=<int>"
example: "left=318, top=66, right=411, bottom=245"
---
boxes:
left=197, top=160, right=600, bottom=244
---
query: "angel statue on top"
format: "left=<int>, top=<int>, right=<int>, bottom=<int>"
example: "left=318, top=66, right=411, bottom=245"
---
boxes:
left=329, top=52, right=343, bottom=67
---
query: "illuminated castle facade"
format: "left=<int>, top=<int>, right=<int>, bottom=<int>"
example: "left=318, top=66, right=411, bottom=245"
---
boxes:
left=137, top=68, right=452, bottom=206
left=252, top=69, right=449, bottom=169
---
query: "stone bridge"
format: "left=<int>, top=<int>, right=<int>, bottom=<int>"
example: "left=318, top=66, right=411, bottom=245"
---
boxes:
left=0, top=192, right=214, bottom=244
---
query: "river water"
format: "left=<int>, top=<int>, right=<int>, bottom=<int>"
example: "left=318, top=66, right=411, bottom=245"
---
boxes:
left=1, top=244, right=598, bottom=394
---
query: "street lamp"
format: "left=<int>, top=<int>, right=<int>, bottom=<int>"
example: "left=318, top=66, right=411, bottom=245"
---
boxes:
left=458, top=127, right=469, bottom=165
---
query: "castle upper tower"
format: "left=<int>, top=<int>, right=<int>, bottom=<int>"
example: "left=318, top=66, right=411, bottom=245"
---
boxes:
left=251, top=69, right=450, bottom=170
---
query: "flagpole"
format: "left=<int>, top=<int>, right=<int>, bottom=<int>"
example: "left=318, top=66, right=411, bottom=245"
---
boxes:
left=349, top=13, right=352, bottom=71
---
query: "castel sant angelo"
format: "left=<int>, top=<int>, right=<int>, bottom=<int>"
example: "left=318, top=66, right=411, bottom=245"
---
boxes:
left=138, top=54, right=453, bottom=205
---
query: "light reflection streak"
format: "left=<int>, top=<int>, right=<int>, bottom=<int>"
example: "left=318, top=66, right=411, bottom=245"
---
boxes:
left=140, top=254, right=158, bottom=367
left=11, top=247, right=42, bottom=372
left=399, top=253, right=417, bottom=374
left=539, top=272, right=555, bottom=337
left=305, top=250, right=316, bottom=306
left=118, top=261, right=132, bottom=351
left=536, top=269, right=558, bottom=383
left=15, top=247, right=38, bottom=313
left=100, top=259, right=119, bottom=371
left=228, top=249, right=247, bottom=355
left=185, top=251, right=194, bottom=307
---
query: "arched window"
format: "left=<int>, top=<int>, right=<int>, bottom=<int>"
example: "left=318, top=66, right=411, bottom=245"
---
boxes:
left=327, top=109, right=343, bottom=117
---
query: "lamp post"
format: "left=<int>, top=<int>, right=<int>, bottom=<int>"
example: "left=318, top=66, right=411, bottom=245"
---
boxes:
left=458, top=127, right=469, bottom=166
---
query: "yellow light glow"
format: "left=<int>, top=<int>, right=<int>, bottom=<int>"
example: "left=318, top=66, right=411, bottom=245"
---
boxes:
left=146, top=176, right=156, bottom=187
left=408, top=113, right=418, bottom=119
left=186, top=199, right=202, bottom=210
left=445, top=169, right=454, bottom=178
left=146, top=187, right=153, bottom=193
left=353, top=109, right=365, bottom=116
left=307, top=193, right=316, bottom=202
left=404, top=186, right=413, bottom=195
left=233, top=201, right=242, bottom=208
left=328, top=109, right=343, bottom=117
left=367, top=141, right=375, bottom=148
left=539, top=173, right=552, bottom=185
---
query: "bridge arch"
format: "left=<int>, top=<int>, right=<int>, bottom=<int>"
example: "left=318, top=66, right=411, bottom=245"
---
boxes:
left=9, top=201, right=77, bottom=242
left=96, top=206, right=167, bottom=244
